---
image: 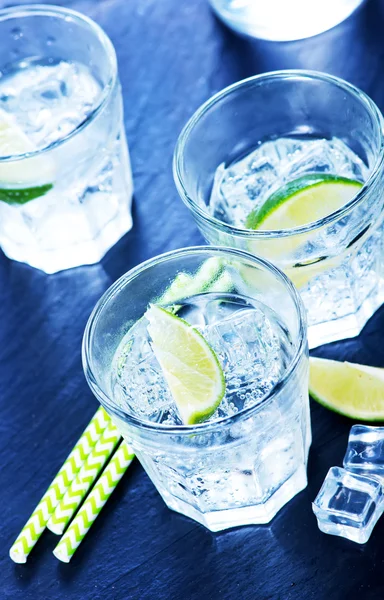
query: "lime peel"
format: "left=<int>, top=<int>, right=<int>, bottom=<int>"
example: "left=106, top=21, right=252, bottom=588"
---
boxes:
left=0, top=183, right=53, bottom=205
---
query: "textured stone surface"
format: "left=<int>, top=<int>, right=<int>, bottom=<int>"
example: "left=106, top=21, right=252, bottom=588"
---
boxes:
left=2, top=0, right=384, bottom=598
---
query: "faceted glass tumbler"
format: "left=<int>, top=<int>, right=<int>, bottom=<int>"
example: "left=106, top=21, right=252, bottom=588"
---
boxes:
left=174, top=71, right=384, bottom=349
left=83, top=246, right=310, bottom=532
left=344, top=425, right=384, bottom=482
left=313, top=466, right=384, bottom=544
left=0, top=6, right=133, bottom=273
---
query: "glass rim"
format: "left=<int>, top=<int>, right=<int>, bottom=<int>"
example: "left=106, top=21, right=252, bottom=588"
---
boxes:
left=0, top=4, right=118, bottom=161
left=82, top=245, right=307, bottom=436
left=173, top=69, right=384, bottom=239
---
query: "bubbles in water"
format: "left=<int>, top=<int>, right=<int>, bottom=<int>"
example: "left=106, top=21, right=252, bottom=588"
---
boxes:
left=112, top=293, right=293, bottom=425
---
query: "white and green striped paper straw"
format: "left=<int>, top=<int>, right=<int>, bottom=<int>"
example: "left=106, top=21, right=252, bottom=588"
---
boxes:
left=9, top=406, right=110, bottom=564
left=47, top=420, right=121, bottom=535
left=54, top=442, right=135, bottom=563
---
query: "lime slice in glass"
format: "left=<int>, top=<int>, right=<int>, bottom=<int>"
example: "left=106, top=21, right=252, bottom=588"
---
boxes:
left=146, top=304, right=226, bottom=425
left=0, top=108, right=55, bottom=204
left=309, top=357, right=384, bottom=420
left=158, top=257, right=228, bottom=305
left=245, top=174, right=362, bottom=231
left=246, top=174, right=362, bottom=288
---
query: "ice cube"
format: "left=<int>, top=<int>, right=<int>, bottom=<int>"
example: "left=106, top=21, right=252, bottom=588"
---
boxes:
left=343, top=425, right=384, bottom=482
left=0, top=61, right=101, bottom=147
left=112, top=317, right=180, bottom=424
left=209, top=137, right=368, bottom=229
left=209, top=142, right=280, bottom=226
left=326, top=138, right=367, bottom=181
left=112, top=299, right=290, bottom=425
left=312, top=466, right=383, bottom=544
left=203, top=307, right=283, bottom=406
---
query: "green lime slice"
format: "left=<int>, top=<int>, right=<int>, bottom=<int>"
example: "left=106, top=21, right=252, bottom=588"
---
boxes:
left=309, top=357, right=384, bottom=421
left=245, top=174, right=363, bottom=289
left=0, top=108, right=55, bottom=204
left=158, top=257, right=233, bottom=305
left=245, top=174, right=362, bottom=230
left=146, top=304, right=226, bottom=425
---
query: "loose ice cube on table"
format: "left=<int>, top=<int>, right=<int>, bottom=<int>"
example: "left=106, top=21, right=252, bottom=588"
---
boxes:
left=343, top=425, right=384, bottom=482
left=312, top=466, right=384, bottom=544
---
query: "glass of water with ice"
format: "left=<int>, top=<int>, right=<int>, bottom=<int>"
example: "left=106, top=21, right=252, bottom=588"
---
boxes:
left=0, top=5, right=133, bottom=273
left=83, top=246, right=309, bottom=531
left=174, top=71, right=384, bottom=348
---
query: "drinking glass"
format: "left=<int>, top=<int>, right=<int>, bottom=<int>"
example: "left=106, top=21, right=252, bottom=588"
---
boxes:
left=173, top=71, right=384, bottom=348
left=83, top=246, right=309, bottom=531
left=0, top=5, right=133, bottom=273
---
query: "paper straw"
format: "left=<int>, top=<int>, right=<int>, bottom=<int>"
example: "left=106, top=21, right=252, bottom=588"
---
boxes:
left=47, top=420, right=121, bottom=535
left=9, top=406, right=110, bottom=564
left=53, top=442, right=135, bottom=563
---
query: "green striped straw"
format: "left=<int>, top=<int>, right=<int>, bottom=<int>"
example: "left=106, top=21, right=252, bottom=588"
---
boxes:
left=47, top=420, right=121, bottom=535
left=53, top=442, right=135, bottom=563
left=9, top=406, right=110, bottom=564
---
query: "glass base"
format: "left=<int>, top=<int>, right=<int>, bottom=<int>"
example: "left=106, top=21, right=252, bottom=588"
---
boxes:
left=163, top=465, right=308, bottom=532
left=0, top=130, right=133, bottom=274
left=0, top=202, right=133, bottom=274
left=308, top=279, right=384, bottom=349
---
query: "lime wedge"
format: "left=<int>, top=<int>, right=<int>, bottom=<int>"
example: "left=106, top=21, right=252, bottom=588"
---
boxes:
left=157, top=257, right=234, bottom=311
left=158, top=257, right=228, bottom=305
left=0, top=108, right=55, bottom=203
left=245, top=174, right=362, bottom=230
left=309, top=357, right=384, bottom=420
left=246, top=174, right=362, bottom=289
left=146, top=304, right=226, bottom=424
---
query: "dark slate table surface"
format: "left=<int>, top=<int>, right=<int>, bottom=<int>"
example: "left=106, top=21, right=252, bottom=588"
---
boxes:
left=2, top=0, right=384, bottom=598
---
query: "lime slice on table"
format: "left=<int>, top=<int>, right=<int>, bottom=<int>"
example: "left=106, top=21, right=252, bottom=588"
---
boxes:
left=309, top=357, right=384, bottom=421
left=246, top=174, right=362, bottom=288
left=0, top=108, right=54, bottom=204
left=145, top=304, right=226, bottom=425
